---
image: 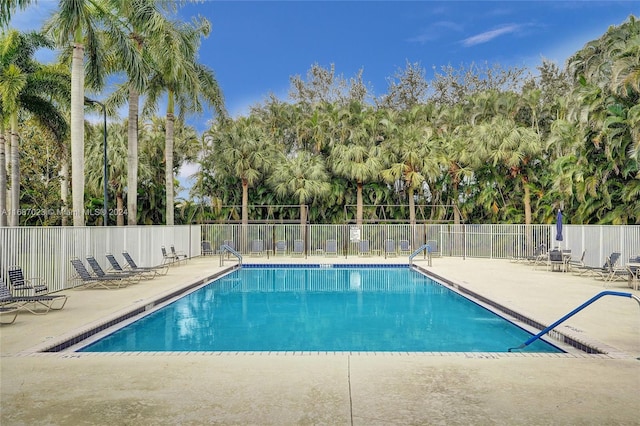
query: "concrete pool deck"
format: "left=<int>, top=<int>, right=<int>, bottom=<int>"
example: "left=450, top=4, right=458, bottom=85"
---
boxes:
left=1, top=255, right=638, bottom=425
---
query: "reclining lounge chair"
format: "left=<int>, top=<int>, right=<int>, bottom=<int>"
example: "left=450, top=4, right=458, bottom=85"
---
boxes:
left=0, top=281, right=67, bottom=314
left=106, top=253, right=156, bottom=279
left=70, top=258, right=132, bottom=289
left=122, top=251, right=169, bottom=275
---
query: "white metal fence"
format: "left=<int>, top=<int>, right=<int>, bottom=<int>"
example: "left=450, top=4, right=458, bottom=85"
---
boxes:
left=1, top=224, right=638, bottom=292
left=0, top=226, right=200, bottom=292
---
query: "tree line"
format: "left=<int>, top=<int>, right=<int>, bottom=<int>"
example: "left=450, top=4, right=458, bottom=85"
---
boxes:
left=1, top=2, right=638, bottom=226
left=197, top=16, right=639, bottom=225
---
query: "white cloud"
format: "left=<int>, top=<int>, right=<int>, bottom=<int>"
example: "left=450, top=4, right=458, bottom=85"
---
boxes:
left=462, top=24, right=521, bottom=47
left=407, top=20, right=463, bottom=45
left=179, top=162, right=200, bottom=180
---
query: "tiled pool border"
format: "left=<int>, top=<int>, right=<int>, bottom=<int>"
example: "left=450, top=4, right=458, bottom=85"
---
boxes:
left=413, top=265, right=622, bottom=356
left=27, top=262, right=619, bottom=357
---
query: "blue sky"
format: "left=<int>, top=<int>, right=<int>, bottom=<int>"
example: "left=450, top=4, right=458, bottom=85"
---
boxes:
left=11, top=1, right=639, bottom=122
left=177, top=1, right=639, bottom=119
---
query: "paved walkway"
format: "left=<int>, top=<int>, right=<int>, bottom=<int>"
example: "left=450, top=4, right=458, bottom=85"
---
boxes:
left=1, top=255, right=639, bottom=425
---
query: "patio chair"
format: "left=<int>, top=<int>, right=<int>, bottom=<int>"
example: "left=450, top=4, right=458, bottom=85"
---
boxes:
left=161, top=246, right=184, bottom=265
left=8, top=265, right=49, bottom=296
left=547, top=249, right=566, bottom=272
left=292, top=239, right=305, bottom=257
left=0, top=306, right=18, bottom=325
left=573, top=252, right=621, bottom=278
left=170, top=245, right=188, bottom=264
left=511, top=244, right=545, bottom=264
left=201, top=240, right=215, bottom=256
left=325, top=239, right=338, bottom=257
left=70, top=258, right=131, bottom=289
left=250, top=240, right=264, bottom=256
left=358, top=240, right=371, bottom=257
left=566, top=250, right=586, bottom=271
left=626, top=255, right=640, bottom=290
left=426, top=240, right=439, bottom=257
left=531, top=245, right=550, bottom=268
left=274, top=240, right=287, bottom=256
left=122, top=251, right=169, bottom=275
left=398, top=240, right=411, bottom=256
left=594, top=253, right=629, bottom=284
left=0, top=281, right=67, bottom=314
left=86, top=255, right=141, bottom=284
left=106, top=253, right=156, bottom=279
left=384, top=239, right=397, bottom=257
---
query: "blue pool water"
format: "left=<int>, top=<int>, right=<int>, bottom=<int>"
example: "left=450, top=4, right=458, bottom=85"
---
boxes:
left=80, top=266, right=562, bottom=353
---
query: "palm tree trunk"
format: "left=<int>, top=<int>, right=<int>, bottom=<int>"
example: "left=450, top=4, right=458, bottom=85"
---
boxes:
left=408, top=186, right=416, bottom=248
left=116, top=192, right=125, bottom=226
left=241, top=178, right=249, bottom=226
left=241, top=178, right=249, bottom=252
left=165, top=111, right=175, bottom=226
left=0, top=124, right=7, bottom=226
left=356, top=181, right=363, bottom=226
left=127, top=89, right=139, bottom=225
left=71, top=41, right=85, bottom=226
left=523, top=177, right=532, bottom=225
left=9, top=113, right=19, bottom=226
left=60, top=155, right=69, bottom=226
left=408, top=187, right=416, bottom=225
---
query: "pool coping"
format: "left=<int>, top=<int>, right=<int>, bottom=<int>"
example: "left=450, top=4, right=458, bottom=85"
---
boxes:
left=413, top=264, right=632, bottom=358
left=16, top=262, right=628, bottom=359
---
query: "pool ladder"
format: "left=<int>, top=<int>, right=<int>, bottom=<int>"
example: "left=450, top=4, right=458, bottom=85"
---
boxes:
left=219, top=244, right=242, bottom=267
left=508, top=291, right=640, bottom=352
left=409, top=243, right=433, bottom=266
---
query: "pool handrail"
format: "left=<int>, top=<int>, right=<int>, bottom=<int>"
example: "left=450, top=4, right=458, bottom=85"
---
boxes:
left=508, top=291, right=640, bottom=352
left=409, top=243, right=432, bottom=266
left=220, top=244, right=242, bottom=267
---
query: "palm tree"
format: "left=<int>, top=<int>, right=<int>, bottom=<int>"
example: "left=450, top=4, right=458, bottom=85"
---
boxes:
left=143, top=16, right=226, bottom=225
left=0, top=30, right=68, bottom=226
left=330, top=103, right=385, bottom=225
left=206, top=117, right=272, bottom=226
left=104, top=0, right=189, bottom=225
left=434, top=103, right=473, bottom=224
left=46, top=0, right=142, bottom=226
left=85, top=121, right=150, bottom=225
left=472, top=115, right=542, bottom=224
left=268, top=150, right=331, bottom=229
left=1, top=0, right=36, bottom=27
left=381, top=107, right=441, bottom=226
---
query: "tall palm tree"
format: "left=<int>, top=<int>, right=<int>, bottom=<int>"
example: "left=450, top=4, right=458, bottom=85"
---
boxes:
left=434, top=103, right=473, bottom=224
left=104, top=0, right=187, bottom=225
left=143, top=15, right=226, bottom=225
left=206, top=117, right=272, bottom=226
left=46, top=0, right=138, bottom=226
left=472, top=115, right=542, bottom=224
left=330, top=103, right=385, bottom=225
left=381, top=107, right=441, bottom=226
left=0, top=30, right=69, bottom=226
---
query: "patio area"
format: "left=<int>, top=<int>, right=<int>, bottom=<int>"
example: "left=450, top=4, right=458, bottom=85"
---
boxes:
left=1, top=255, right=639, bottom=425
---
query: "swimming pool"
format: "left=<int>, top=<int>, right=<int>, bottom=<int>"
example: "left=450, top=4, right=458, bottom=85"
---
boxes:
left=79, top=266, right=562, bottom=353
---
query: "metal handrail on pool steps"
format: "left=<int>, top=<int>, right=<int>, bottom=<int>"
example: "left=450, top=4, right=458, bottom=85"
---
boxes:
left=508, top=291, right=640, bottom=352
left=409, top=243, right=433, bottom=266
left=219, top=244, right=242, bottom=267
